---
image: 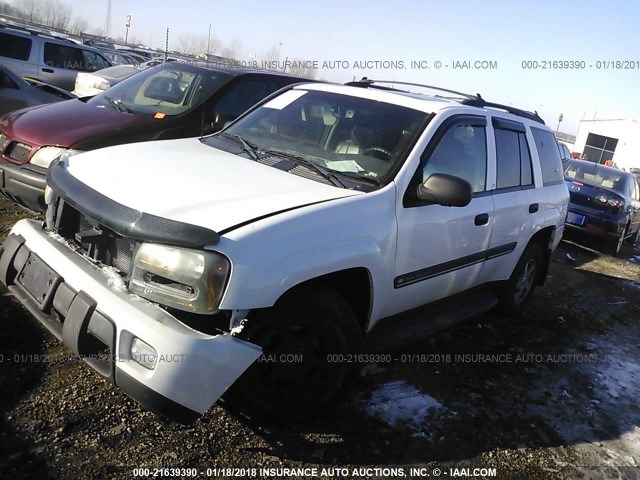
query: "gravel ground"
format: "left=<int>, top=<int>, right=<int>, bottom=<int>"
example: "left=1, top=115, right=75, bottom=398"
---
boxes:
left=1, top=196, right=640, bottom=480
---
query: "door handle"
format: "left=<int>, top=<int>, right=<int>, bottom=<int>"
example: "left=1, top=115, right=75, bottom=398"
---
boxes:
left=474, top=213, right=489, bottom=226
left=529, top=203, right=539, bottom=213
left=42, top=68, right=54, bottom=73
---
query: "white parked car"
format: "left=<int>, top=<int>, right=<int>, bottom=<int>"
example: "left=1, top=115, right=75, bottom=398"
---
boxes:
left=0, top=79, right=569, bottom=423
left=72, top=65, right=138, bottom=97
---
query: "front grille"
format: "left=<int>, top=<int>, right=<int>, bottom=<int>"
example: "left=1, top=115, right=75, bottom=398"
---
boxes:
left=52, top=200, right=136, bottom=278
left=6, top=141, right=32, bottom=162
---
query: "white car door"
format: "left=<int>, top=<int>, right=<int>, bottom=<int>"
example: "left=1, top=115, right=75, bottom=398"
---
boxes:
left=389, top=114, right=494, bottom=316
left=479, top=117, right=540, bottom=283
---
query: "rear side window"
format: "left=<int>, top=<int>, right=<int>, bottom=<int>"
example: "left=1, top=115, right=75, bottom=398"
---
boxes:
left=0, top=32, right=32, bottom=61
left=531, top=127, right=564, bottom=186
left=44, top=43, right=107, bottom=72
left=495, top=128, right=534, bottom=189
left=82, top=50, right=109, bottom=72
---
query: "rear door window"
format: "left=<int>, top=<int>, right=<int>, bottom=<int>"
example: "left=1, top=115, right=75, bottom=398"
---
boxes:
left=0, top=32, right=32, bottom=61
left=44, top=43, right=83, bottom=70
left=494, top=121, right=534, bottom=189
left=44, top=43, right=107, bottom=72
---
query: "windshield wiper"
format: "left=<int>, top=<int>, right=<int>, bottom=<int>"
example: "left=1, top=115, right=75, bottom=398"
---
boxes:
left=220, top=133, right=259, bottom=160
left=103, top=95, right=129, bottom=113
left=262, top=149, right=347, bottom=188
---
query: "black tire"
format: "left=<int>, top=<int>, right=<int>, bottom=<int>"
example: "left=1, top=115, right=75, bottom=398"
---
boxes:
left=499, top=242, right=543, bottom=315
left=624, top=224, right=638, bottom=246
left=224, top=286, right=363, bottom=422
left=606, top=223, right=627, bottom=256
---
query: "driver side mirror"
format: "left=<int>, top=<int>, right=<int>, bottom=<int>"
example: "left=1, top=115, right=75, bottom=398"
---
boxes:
left=417, top=173, right=472, bottom=207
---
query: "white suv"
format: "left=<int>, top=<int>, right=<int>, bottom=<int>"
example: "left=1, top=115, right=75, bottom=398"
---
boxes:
left=0, top=79, right=569, bottom=423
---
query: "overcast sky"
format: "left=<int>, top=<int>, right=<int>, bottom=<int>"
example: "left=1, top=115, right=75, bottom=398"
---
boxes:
left=16, top=0, right=640, bottom=135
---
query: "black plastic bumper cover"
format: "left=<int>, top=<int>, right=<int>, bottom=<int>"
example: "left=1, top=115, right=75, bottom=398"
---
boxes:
left=0, top=233, right=200, bottom=424
left=0, top=160, right=47, bottom=212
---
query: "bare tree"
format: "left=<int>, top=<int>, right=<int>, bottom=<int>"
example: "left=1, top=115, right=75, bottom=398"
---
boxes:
left=287, top=59, right=318, bottom=79
left=261, top=44, right=281, bottom=71
left=178, top=33, right=209, bottom=56
left=69, top=16, right=88, bottom=34
left=88, top=26, right=105, bottom=37
left=17, top=0, right=40, bottom=22
left=16, top=0, right=72, bottom=30
left=220, top=37, right=242, bottom=61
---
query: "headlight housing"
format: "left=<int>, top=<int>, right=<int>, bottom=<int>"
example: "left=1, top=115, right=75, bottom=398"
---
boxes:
left=30, top=146, right=66, bottom=169
left=93, top=81, right=111, bottom=91
left=129, top=243, right=230, bottom=314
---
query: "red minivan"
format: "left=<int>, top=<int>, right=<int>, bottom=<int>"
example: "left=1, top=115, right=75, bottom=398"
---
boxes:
left=0, top=62, right=310, bottom=212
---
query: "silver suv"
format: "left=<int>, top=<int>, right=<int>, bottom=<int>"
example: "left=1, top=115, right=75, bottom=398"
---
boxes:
left=0, top=26, right=111, bottom=91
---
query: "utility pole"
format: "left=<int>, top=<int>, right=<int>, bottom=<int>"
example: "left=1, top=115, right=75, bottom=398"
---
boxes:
left=104, top=0, right=112, bottom=37
left=556, top=113, right=563, bottom=134
left=125, top=15, right=131, bottom=45
left=165, top=28, right=169, bottom=61
left=207, top=24, right=212, bottom=59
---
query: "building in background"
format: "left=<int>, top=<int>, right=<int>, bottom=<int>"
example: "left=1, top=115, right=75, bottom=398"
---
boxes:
left=573, top=118, right=640, bottom=171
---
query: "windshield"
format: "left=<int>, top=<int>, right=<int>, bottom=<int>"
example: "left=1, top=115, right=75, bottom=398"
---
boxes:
left=564, top=161, right=625, bottom=191
left=87, top=64, right=232, bottom=116
left=216, top=89, right=428, bottom=182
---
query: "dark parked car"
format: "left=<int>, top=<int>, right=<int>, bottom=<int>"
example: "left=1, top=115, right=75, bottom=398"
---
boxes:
left=564, top=159, right=640, bottom=255
left=557, top=141, right=572, bottom=161
left=0, top=63, right=74, bottom=116
left=0, top=62, right=311, bottom=212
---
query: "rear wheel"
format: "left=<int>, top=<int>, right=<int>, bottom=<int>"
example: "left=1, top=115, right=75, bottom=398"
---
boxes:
left=625, top=224, right=638, bottom=247
left=499, top=242, right=543, bottom=315
left=607, top=223, right=628, bottom=256
left=224, top=286, right=362, bottom=422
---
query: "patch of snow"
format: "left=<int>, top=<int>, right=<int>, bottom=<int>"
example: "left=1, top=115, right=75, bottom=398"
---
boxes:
left=566, top=252, right=577, bottom=262
left=100, top=265, right=127, bottom=291
left=363, top=380, right=442, bottom=429
left=230, top=323, right=245, bottom=336
left=597, top=359, right=640, bottom=400
left=628, top=255, right=640, bottom=265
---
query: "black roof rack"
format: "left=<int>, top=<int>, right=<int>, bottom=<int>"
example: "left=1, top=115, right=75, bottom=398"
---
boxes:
left=0, top=23, right=78, bottom=45
left=346, top=77, right=480, bottom=100
left=460, top=98, right=545, bottom=125
left=346, top=77, right=545, bottom=125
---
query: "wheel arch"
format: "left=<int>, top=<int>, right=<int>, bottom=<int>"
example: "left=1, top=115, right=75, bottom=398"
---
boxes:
left=528, top=226, right=555, bottom=286
left=272, top=267, right=373, bottom=333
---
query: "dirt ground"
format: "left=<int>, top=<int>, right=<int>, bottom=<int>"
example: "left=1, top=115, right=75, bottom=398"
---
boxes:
left=1, top=195, right=639, bottom=480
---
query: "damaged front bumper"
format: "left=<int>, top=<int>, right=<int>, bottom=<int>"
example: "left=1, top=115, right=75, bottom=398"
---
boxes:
left=0, top=219, right=261, bottom=423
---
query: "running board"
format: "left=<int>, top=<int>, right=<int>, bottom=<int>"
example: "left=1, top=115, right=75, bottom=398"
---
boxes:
left=365, top=292, right=498, bottom=351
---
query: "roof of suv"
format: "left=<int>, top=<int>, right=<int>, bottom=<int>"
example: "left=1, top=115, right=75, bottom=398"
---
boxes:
left=296, top=81, right=546, bottom=125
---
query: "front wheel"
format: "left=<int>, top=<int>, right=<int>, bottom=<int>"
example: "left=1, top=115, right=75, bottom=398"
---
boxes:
left=224, top=286, right=362, bottom=422
left=499, top=242, right=543, bottom=315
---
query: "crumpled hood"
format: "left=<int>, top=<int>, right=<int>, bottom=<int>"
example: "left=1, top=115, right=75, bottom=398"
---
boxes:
left=64, top=138, right=361, bottom=233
